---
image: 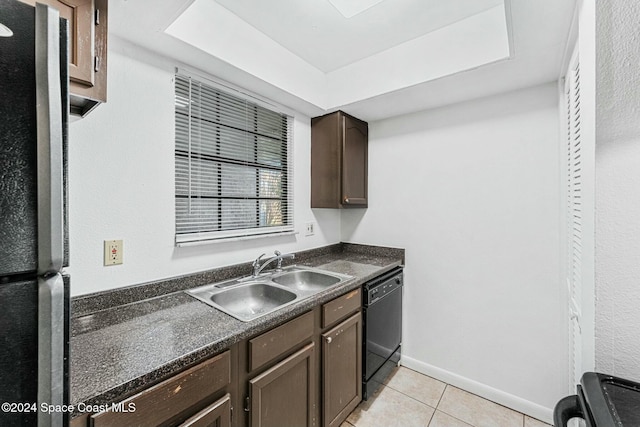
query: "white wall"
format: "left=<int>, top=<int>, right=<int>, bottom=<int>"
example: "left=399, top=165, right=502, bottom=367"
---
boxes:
left=67, top=37, right=341, bottom=296
left=341, top=83, right=564, bottom=420
left=594, top=0, right=640, bottom=382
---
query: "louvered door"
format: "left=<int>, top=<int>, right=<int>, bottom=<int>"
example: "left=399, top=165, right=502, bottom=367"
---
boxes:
left=564, top=51, right=583, bottom=386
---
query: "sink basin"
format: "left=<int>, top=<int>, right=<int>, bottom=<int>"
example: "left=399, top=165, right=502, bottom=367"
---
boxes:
left=186, top=266, right=352, bottom=322
left=271, top=270, right=341, bottom=292
left=210, top=283, right=296, bottom=321
left=190, top=282, right=297, bottom=322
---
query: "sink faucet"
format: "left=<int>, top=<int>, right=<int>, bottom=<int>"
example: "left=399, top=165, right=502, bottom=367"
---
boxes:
left=252, top=250, right=295, bottom=277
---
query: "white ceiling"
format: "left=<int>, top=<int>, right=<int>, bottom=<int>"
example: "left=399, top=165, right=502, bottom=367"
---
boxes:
left=214, top=0, right=502, bottom=72
left=108, top=0, right=577, bottom=121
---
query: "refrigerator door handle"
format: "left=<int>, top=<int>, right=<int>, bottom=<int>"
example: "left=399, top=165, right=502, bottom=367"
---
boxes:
left=35, top=3, right=64, bottom=275
left=38, top=273, right=65, bottom=427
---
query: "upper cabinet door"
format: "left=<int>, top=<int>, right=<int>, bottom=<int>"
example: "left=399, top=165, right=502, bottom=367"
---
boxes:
left=341, top=114, right=368, bottom=207
left=18, top=0, right=94, bottom=86
left=311, top=111, right=368, bottom=209
left=19, top=0, right=108, bottom=116
left=56, top=0, right=95, bottom=86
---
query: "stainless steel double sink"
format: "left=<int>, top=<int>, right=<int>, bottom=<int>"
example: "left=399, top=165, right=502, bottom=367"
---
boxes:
left=186, top=266, right=353, bottom=322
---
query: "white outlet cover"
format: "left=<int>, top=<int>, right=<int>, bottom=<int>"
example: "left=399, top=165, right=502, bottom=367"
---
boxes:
left=104, top=240, right=123, bottom=266
left=305, top=222, right=315, bottom=236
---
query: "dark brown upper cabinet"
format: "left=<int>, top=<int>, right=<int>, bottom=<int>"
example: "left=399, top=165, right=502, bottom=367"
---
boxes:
left=20, top=0, right=108, bottom=116
left=311, top=111, right=368, bottom=208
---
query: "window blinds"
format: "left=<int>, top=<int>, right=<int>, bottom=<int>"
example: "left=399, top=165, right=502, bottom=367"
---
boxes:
left=174, top=74, right=293, bottom=244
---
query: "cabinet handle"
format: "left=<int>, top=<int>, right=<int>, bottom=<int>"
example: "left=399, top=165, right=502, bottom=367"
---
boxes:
left=94, top=56, right=100, bottom=73
left=95, top=9, right=100, bottom=25
left=326, top=336, right=332, bottom=344
left=343, top=197, right=350, bottom=204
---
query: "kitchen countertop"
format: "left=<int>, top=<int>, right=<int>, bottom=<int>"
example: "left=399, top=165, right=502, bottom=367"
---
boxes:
left=70, top=244, right=403, bottom=416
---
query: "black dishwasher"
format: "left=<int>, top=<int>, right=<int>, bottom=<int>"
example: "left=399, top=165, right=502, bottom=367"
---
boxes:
left=362, top=267, right=403, bottom=400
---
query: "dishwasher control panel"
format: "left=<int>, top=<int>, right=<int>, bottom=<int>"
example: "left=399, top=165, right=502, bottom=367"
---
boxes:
left=364, top=268, right=403, bottom=305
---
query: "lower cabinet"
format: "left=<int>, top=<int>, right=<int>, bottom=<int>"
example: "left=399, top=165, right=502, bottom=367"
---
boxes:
left=179, top=394, right=231, bottom=427
left=90, top=348, right=234, bottom=427
left=249, top=343, right=316, bottom=427
left=73, top=288, right=363, bottom=427
left=241, top=289, right=361, bottom=427
left=322, top=313, right=362, bottom=427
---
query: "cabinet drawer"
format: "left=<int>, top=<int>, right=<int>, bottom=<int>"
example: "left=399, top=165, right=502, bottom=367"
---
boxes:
left=249, top=311, right=314, bottom=372
left=322, top=288, right=361, bottom=328
left=91, top=350, right=230, bottom=427
left=178, top=393, right=231, bottom=427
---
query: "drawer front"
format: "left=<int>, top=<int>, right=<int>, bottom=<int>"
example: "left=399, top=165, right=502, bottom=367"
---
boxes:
left=322, top=288, right=361, bottom=328
left=179, top=393, right=231, bottom=427
left=91, top=350, right=231, bottom=427
left=249, top=311, right=314, bottom=372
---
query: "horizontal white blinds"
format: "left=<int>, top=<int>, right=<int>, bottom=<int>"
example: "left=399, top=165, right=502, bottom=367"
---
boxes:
left=174, top=74, right=293, bottom=243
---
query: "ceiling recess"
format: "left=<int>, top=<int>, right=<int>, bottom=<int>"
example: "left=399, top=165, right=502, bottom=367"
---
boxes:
left=327, top=0, right=386, bottom=18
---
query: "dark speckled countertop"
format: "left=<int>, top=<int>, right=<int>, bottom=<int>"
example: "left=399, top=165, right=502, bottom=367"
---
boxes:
left=70, top=243, right=404, bottom=416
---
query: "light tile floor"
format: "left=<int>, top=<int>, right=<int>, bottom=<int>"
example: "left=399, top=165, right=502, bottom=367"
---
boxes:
left=343, top=367, right=552, bottom=427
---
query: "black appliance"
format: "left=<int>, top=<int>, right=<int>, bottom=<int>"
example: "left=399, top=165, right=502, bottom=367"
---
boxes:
left=362, top=267, right=403, bottom=400
left=554, top=372, right=640, bottom=426
left=0, top=1, right=70, bottom=426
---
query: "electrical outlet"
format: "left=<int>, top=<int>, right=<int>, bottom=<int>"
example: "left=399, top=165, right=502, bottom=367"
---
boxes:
left=104, top=240, right=123, bottom=266
left=305, top=222, right=315, bottom=236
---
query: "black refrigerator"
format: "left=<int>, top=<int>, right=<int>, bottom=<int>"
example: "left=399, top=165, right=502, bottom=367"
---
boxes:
left=0, top=1, right=70, bottom=426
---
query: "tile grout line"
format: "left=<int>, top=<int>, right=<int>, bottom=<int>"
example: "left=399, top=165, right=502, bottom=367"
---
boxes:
left=380, top=381, right=439, bottom=412
left=382, top=378, right=474, bottom=427
left=434, top=383, right=448, bottom=410
left=430, top=384, right=479, bottom=427
left=440, top=384, right=530, bottom=424
left=431, top=407, right=477, bottom=427
left=425, top=405, right=436, bottom=427
left=372, top=368, right=545, bottom=427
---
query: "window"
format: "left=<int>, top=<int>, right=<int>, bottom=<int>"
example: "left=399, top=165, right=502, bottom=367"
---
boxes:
left=174, top=73, right=293, bottom=245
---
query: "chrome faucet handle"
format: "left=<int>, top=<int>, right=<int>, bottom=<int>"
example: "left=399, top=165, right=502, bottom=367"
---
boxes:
left=275, top=250, right=294, bottom=270
left=273, top=250, right=283, bottom=269
left=252, top=253, right=266, bottom=276
left=253, top=253, right=266, bottom=266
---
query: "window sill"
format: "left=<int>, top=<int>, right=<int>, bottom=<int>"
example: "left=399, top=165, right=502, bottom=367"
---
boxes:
left=175, top=230, right=298, bottom=247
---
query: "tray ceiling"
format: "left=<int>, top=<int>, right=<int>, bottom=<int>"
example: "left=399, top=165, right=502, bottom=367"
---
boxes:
left=108, top=0, right=577, bottom=120
left=214, top=0, right=503, bottom=72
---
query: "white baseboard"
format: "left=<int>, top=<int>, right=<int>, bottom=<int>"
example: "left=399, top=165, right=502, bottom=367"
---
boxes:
left=400, top=356, right=554, bottom=425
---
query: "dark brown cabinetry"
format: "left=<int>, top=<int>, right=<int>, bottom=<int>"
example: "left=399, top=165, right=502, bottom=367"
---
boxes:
left=90, top=348, right=235, bottom=427
left=322, top=313, right=362, bottom=427
left=242, top=311, right=317, bottom=427
left=320, top=292, right=362, bottom=427
left=311, top=111, right=368, bottom=208
left=241, top=291, right=362, bottom=427
left=73, top=290, right=363, bottom=427
left=179, top=394, right=231, bottom=427
left=249, top=343, right=316, bottom=427
left=19, top=0, right=108, bottom=116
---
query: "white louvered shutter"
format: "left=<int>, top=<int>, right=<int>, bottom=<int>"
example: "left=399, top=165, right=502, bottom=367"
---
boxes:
left=564, top=52, right=583, bottom=386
